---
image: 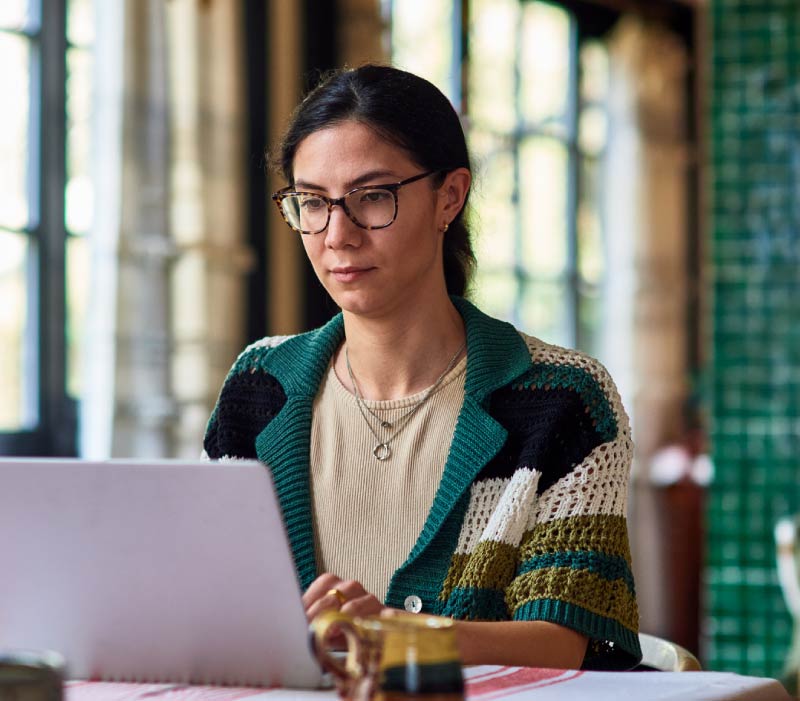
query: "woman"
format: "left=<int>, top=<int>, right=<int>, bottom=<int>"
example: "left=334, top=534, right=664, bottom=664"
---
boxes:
left=204, top=65, right=640, bottom=670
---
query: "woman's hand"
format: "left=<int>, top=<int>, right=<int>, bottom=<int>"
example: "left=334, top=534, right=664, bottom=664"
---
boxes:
left=303, top=572, right=386, bottom=621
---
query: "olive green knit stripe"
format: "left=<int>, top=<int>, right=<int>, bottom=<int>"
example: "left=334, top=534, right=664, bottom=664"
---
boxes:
left=506, top=566, right=639, bottom=633
left=520, top=514, right=633, bottom=564
left=440, top=553, right=468, bottom=602
left=513, top=598, right=641, bottom=666
left=439, top=540, right=518, bottom=601
left=519, top=551, right=635, bottom=594
left=516, top=364, right=617, bottom=442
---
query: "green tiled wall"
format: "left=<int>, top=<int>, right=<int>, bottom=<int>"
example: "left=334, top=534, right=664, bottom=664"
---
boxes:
left=707, top=0, right=800, bottom=678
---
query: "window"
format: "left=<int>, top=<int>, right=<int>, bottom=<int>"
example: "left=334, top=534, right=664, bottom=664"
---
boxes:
left=0, top=0, right=92, bottom=455
left=390, top=0, right=609, bottom=356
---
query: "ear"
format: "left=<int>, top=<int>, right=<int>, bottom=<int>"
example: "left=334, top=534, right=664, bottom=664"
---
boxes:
left=437, top=167, right=471, bottom=226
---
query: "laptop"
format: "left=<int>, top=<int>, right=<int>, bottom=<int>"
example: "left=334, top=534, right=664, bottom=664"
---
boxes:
left=0, top=458, right=324, bottom=688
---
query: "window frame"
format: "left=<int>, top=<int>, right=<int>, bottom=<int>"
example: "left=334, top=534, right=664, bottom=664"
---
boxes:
left=0, top=0, right=77, bottom=456
left=462, top=1, right=595, bottom=351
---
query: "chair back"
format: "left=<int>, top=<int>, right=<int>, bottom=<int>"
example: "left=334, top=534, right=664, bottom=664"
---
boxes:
left=638, top=633, right=702, bottom=672
left=775, top=516, right=800, bottom=696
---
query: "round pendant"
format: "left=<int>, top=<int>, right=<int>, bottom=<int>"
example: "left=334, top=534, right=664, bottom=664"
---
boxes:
left=380, top=420, right=392, bottom=429
left=373, top=443, right=391, bottom=461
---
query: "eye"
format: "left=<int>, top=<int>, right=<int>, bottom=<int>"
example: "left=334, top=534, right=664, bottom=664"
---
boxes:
left=359, top=190, right=392, bottom=204
left=299, top=195, right=326, bottom=211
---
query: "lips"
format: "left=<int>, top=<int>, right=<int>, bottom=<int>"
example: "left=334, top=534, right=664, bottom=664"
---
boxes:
left=330, top=266, right=375, bottom=283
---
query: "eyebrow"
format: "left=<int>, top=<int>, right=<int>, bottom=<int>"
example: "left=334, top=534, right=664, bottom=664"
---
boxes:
left=294, top=169, right=400, bottom=192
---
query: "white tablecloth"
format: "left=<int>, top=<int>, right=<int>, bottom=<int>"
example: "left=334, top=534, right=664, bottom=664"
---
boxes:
left=66, top=665, right=792, bottom=701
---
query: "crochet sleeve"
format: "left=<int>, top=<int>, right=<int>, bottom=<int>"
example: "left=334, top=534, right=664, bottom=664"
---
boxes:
left=505, top=355, right=641, bottom=669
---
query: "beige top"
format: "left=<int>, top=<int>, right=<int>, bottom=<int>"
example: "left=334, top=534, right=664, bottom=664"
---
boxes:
left=309, top=355, right=467, bottom=602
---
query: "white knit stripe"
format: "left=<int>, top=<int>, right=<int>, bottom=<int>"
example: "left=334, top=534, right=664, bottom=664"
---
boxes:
left=533, top=434, right=632, bottom=526
left=201, top=448, right=250, bottom=463
left=479, top=467, right=540, bottom=547
left=242, top=334, right=293, bottom=354
left=454, top=477, right=508, bottom=555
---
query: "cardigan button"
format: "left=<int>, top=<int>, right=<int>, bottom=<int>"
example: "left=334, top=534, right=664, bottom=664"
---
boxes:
left=404, top=595, right=423, bottom=613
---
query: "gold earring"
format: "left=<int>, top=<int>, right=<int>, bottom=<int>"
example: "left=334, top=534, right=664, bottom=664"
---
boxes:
left=441, top=222, right=449, bottom=233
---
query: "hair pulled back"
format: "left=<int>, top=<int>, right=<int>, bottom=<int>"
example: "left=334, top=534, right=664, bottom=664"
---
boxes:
left=276, top=64, right=475, bottom=297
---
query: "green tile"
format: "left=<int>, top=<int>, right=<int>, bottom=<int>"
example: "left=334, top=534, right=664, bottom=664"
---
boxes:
left=707, top=4, right=800, bottom=679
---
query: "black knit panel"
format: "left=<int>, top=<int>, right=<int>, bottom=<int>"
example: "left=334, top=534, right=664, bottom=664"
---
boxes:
left=204, top=370, right=287, bottom=460
left=479, top=384, right=604, bottom=491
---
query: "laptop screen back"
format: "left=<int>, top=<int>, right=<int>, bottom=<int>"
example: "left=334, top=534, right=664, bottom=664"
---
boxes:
left=0, top=458, right=322, bottom=688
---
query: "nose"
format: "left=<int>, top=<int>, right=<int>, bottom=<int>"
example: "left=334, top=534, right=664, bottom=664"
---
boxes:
left=324, top=204, right=362, bottom=249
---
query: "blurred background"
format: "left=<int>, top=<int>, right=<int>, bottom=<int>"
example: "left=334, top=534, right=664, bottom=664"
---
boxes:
left=1, top=0, right=799, bottom=685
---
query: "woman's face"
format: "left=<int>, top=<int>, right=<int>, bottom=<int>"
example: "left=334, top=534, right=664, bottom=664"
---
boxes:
left=291, top=120, right=456, bottom=320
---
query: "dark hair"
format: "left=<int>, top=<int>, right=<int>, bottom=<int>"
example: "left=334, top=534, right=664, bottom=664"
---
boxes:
left=274, top=64, right=475, bottom=297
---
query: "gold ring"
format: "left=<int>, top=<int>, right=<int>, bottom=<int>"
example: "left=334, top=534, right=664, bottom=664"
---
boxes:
left=327, top=587, right=347, bottom=606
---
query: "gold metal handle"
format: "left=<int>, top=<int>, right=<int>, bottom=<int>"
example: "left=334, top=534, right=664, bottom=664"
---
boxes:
left=310, top=610, right=364, bottom=682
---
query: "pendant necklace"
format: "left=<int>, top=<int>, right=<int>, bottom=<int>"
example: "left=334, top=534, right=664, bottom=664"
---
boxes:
left=344, top=341, right=466, bottom=461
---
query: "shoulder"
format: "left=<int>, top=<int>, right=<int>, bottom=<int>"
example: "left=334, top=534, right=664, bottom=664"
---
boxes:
left=225, top=334, right=296, bottom=378
left=516, top=330, right=617, bottom=390
left=510, top=330, right=628, bottom=442
left=223, top=313, right=345, bottom=393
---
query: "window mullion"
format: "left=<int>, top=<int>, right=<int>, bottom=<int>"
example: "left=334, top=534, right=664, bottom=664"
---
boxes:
left=565, top=17, right=580, bottom=349
left=511, top=2, right=524, bottom=330
left=38, top=0, right=75, bottom=455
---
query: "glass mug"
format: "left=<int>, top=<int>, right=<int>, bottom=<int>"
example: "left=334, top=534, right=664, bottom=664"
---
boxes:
left=311, top=611, right=464, bottom=701
left=0, top=650, right=65, bottom=701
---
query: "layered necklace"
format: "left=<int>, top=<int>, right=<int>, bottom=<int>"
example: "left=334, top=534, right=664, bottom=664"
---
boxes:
left=344, top=342, right=466, bottom=461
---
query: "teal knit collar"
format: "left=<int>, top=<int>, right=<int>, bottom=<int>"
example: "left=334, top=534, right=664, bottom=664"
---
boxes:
left=254, top=297, right=532, bottom=591
left=260, top=296, right=530, bottom=402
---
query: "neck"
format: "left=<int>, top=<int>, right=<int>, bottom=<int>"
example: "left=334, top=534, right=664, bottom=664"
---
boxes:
left=336, top=297, right=466, bottom=401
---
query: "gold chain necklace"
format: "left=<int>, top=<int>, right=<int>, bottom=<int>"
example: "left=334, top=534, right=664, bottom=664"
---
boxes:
left=344, top=342, right=466, bottom=461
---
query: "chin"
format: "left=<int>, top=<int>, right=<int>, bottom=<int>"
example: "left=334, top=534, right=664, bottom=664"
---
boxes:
left=329, top=288, right=390, bottom=318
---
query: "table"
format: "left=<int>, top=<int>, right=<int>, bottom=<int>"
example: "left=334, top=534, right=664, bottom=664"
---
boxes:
left=66, top=665, right=792, bottom=701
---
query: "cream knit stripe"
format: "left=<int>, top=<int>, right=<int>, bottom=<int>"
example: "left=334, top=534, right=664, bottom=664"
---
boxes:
left=533, top=435, right=632, bottom=526
left=454, top=478, right=507, bottom=555
left=517, top=331, right=634, bottom=526
left=310, top=357, right=466, bottom=603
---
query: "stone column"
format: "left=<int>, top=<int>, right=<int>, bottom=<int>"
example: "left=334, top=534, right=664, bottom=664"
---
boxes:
left=167, top=0, right=252, bottom=457
left=603, top=16, right=692, bottom=640
left=112, top=0, right=176, bottom=457
left=338, top=0, right=388, bottom=67
left=267, top=1, right=305, bottom=335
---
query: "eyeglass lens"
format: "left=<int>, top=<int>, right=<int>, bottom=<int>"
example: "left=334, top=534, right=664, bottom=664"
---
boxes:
left=280, top=188, right=397, bottom=233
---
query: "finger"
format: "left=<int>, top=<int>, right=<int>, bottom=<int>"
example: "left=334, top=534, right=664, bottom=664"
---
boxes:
left=306, top=592, right=346, bottom=621
left=335, top=579, right=368, bottom=601
left=302, top=573, right=342, bottom=609
left=309, top=578, right=367, bottom=612
left=341, top=594, right=385, bottom=618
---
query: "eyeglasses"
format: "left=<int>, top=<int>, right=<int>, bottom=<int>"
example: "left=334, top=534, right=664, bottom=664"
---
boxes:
left=271, top=170, right=440, bottom=235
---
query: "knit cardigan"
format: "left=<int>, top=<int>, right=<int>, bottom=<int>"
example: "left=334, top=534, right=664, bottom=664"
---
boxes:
left=204, top=297, right=641, bottom=669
